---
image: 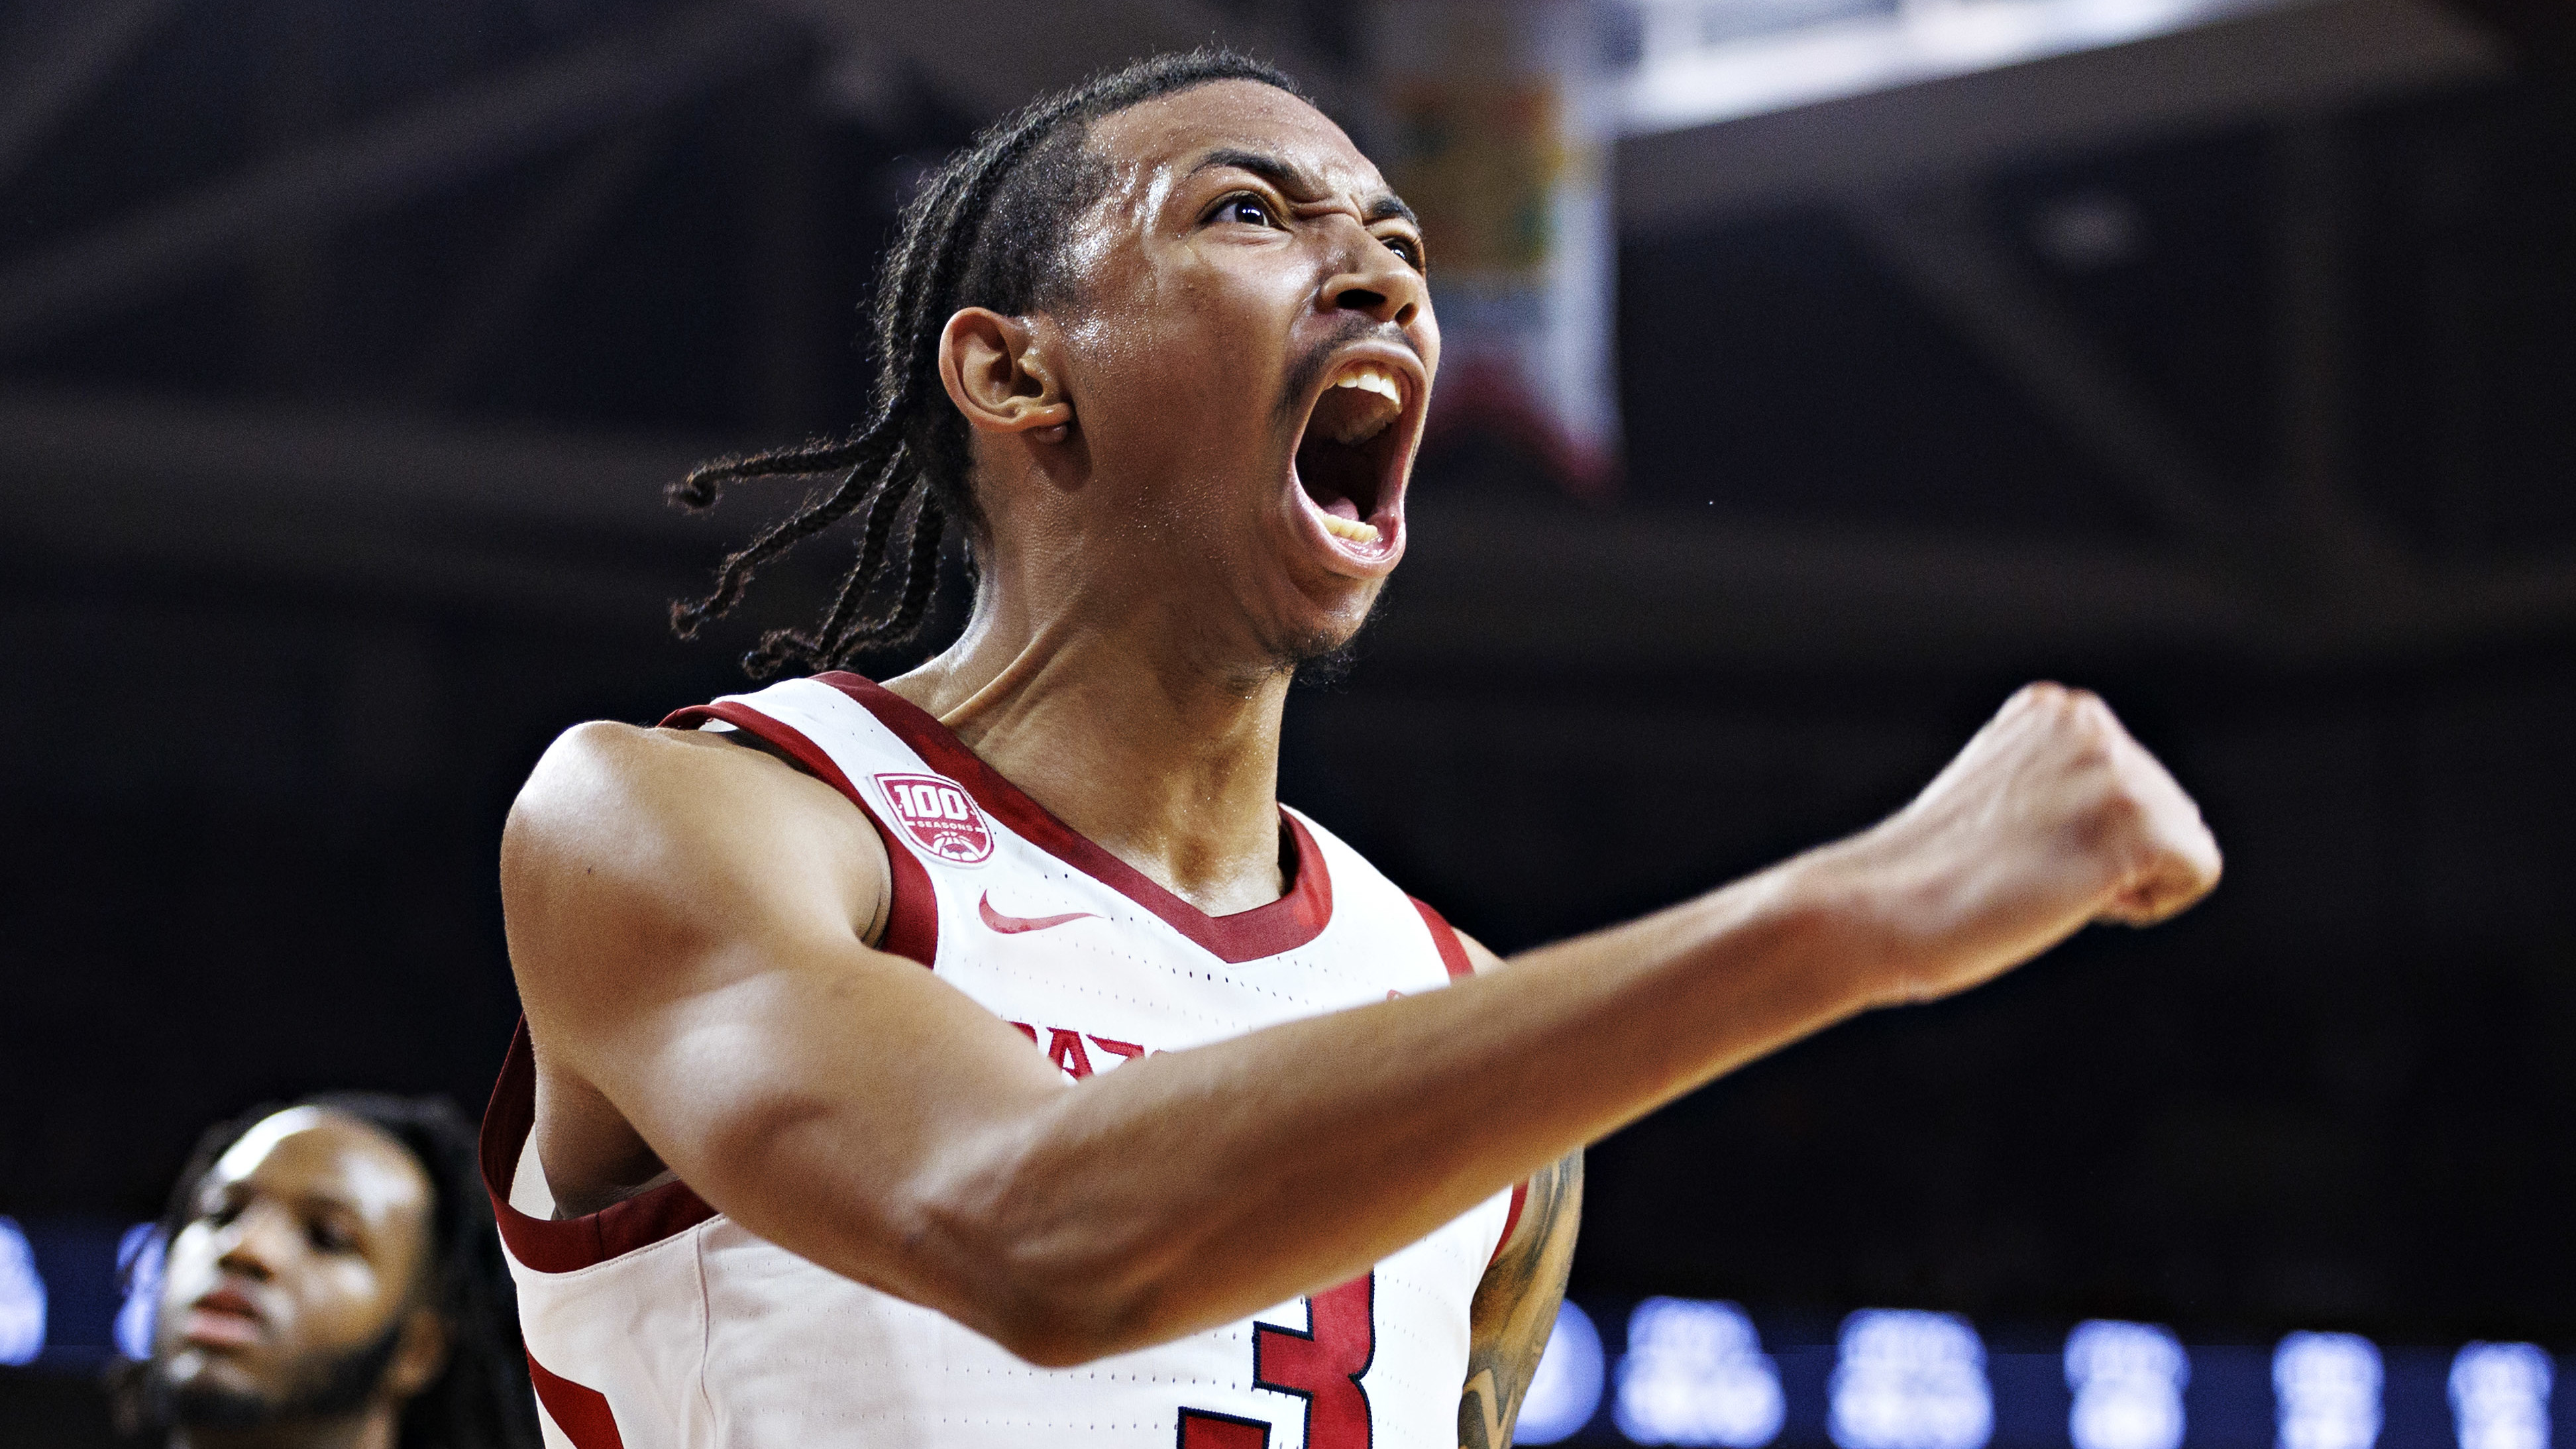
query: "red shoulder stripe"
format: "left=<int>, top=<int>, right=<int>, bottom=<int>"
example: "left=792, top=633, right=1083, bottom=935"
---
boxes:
left=1407, top=896, right=1475, bottom=981
left=1401, top=898, right=1527, bottom=1265
left=662, top=697, right=938, bottom=968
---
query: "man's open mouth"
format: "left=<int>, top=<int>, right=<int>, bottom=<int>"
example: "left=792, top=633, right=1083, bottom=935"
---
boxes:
left=1292, top=357, right=1414, bottom=553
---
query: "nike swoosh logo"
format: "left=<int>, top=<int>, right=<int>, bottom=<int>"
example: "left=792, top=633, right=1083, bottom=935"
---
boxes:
left=979, top=892, right=1100, bottom=935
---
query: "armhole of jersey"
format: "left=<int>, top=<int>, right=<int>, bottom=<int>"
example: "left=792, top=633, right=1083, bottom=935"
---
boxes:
left=663, top=699, right=939, bottom=968
left=1407, top=896, right=1529, bottom=1264
left=1494, top=1181, right=1530, bottom=1265
left=1407, top=896, right=1475, bottom=981
left=479, top=1018, right=719, bottom=1273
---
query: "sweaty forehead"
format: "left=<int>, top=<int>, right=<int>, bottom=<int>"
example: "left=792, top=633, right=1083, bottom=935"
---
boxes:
left=1084, top=80, right=1383, bottom=201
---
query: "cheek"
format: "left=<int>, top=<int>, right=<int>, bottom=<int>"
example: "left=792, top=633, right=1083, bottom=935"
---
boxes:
left=292, top=1260, right=400, bottom=1345
left=1142, top=256, right=1301, bottom=392
left=1081, top=321, right=1265, bottom=480
left=154, top=1227, right=227, bottom=1314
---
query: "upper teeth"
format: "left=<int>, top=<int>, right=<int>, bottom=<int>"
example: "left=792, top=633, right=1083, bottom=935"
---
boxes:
left=1324, top=364, right=1405, bottom=445
left=1332, top=365, right=1403, bottom=406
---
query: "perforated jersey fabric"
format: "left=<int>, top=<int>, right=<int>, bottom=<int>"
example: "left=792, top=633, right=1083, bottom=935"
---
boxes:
left=481, top=672, right=1514, bottom=1449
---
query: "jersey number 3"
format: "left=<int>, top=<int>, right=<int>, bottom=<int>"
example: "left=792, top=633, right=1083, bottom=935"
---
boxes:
left=1179, top=1272, right=1375, bottom=1449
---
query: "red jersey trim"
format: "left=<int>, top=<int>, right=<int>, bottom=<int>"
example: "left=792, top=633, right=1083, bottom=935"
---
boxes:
left=1407, top=895, right=1526, bottom=1261
left=808, top=672, right=1333, bottom=965
left=1496, top=1182, right=1530, bottom=1264
left=527, top=1352, right=627, bottom=1449
left=1407, top=896, right=1475, bottom=981
left=661, top=698, right=938, bottom=968
left=479, top=1019, right=718, bottom=1274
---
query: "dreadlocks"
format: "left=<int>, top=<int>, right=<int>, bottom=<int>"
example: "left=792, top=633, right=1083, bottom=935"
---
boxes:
left=114, top=1094, right=541, bottom=1449
left=669, top=49, right=1310, bottom=678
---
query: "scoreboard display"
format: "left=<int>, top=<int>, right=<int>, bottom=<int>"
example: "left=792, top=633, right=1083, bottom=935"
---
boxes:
left=8, top=1216, right=2561, bottom=1448
left=1517, top=1301, right=2559, bottom=1449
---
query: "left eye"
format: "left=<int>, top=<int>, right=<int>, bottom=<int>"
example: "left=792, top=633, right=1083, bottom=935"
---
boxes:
left=1213, top=195, right=1276, bottom=228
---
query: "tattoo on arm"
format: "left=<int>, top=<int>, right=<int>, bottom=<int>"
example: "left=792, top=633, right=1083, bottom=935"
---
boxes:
left=1458, top=1149, right=1584, bottom=1449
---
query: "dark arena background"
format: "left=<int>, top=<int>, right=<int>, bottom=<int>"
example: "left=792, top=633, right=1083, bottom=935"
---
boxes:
left=3, top=1, right=2573, bottom=1445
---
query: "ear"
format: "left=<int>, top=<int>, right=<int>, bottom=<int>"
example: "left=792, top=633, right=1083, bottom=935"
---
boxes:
left=938, top=307, right=1073, bottom=443
left=382, top=1306, right=451, bottom=1402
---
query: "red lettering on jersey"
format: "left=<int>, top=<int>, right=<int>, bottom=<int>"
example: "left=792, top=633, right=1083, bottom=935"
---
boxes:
left=1179, top=1409, right=1271, bottom=1449
left=1006, top=1021, right=1038, bottom=1045
left=1088, top=1035, right=1145, bottom=1063
left=872, top=773, right=995, bottom=864
left=1254, top=1272, right=1375, bottom=1448
left=1046, top=1028, right=1095, bottom=1079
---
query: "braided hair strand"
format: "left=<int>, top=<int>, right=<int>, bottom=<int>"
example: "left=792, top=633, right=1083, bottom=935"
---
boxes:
left=671, top=49, right=1309, bottom=677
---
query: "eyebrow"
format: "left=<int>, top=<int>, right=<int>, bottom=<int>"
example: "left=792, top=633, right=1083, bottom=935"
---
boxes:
left=1189, top=148, right=1418, bottom=230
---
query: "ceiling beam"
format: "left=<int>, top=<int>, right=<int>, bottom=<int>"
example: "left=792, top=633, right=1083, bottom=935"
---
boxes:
left=0, top=385, right=714, bottom=531
left=6, top=387, right=2570, bottom=667
left=763, top=0, right=1360, bottom=127
left=1382, top=501, right=2576, bottom=672
left=1617, top=0, right=2504, bottom=234
left=0, top=2, right=807, bottom=359
left=1839, top=187, right=2245, bottom=557
left=2266, top=114, right=2420, bottom=586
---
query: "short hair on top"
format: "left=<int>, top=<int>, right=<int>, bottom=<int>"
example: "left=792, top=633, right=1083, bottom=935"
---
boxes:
left=666, top=49, right=1311, bottom=678
left=113, top=1093, right=541, bottom=1449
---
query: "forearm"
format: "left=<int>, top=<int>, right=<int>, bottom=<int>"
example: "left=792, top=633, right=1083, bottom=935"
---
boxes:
left=547, top=685, right=2216, bottom=1366
left=893, top=843, right=1883, bottom=1362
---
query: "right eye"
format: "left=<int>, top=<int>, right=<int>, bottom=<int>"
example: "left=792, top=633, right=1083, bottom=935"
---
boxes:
left=1210, top=193, right=1279, bottom=229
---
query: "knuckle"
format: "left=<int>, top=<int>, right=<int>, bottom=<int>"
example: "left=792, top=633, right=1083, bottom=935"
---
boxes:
left=2087, top=789, right=2147, bottom=839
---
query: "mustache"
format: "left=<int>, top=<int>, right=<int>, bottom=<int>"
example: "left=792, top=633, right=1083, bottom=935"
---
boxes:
left=1274, top=317, right=1420, bottom=428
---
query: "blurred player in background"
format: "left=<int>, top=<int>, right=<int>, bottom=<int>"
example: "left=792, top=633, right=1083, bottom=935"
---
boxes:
left=118, top=1095, right=537, bottom=1449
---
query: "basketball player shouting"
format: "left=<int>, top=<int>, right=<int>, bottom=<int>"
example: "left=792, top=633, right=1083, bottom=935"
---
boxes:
left=486, top=50, right=2220, bottom=1449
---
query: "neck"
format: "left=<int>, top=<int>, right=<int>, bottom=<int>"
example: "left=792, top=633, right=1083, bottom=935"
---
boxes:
left=889, top=583, right=1296, bottom=916
left=172, top=1405, right=398, bottom=1449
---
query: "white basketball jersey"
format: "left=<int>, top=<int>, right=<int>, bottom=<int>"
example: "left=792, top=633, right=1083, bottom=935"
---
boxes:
left=480, top=672, right=1521, bottom=1449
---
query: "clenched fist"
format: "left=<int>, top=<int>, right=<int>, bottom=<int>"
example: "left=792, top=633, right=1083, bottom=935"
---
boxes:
left=1826, top=682, right=2222, bottom=1006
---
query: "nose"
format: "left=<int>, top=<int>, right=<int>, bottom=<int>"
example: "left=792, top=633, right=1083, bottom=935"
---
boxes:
left=211, top=1206, right=288, bottom=1283
left=1320, top=225, right=1426, bottom=330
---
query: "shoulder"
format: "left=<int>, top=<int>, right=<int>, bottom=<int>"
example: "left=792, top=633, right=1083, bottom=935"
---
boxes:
left=1449, top=925, right=1508, bottom=976
left=517, top=717, right=769, bottom=797
left=502, top=720, right=890, bottom=956
left=511, top=720, right=852, bottom=840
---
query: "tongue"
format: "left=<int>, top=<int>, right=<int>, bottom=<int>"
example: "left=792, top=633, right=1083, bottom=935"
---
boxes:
left=1319, top=494, right=1362, bottom=521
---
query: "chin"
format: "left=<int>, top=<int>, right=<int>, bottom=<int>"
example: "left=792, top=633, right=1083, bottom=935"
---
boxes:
left=163, top=1350, right=262, bottom=1397
left=1256, top=588, right=1383, bottom=681
left=147, top=1356, right=280, bottom=1432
